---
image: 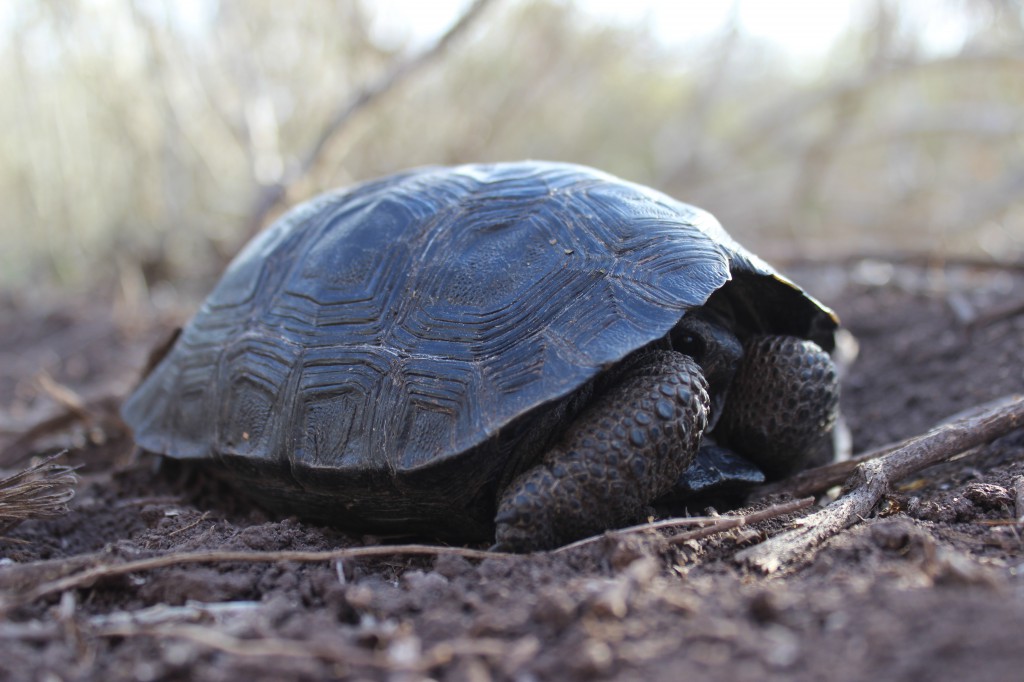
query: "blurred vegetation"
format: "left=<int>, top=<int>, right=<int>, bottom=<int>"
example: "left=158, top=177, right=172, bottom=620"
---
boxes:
left=2, top=0, right=1023, bottom=298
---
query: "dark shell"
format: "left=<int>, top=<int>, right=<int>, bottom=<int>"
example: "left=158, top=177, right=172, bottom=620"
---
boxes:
left=122, top=162, right=836, bottom=534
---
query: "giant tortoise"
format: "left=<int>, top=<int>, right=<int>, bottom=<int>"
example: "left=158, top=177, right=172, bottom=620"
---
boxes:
left=122, top=161, right=840, bottom=551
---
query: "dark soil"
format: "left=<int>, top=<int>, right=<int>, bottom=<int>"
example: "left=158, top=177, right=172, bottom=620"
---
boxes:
left=2, top=261, right=1023, bottom=682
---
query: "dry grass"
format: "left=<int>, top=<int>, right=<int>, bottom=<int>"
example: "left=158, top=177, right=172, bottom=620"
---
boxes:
left=0, top=453, right=78, bottom=536
left=2, top=1, right=1022, bottom=295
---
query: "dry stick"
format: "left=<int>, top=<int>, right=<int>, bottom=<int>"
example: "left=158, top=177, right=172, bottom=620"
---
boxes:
left=2, top=498, right=815, bottom=611
left=244, top=0, right=496, bottom=237
left=968, top=297, right=1024, bottom=332
left=1013, top=475, right=1024, bottom=522
left=166, top=511, right=210, bottom=537
left=553, top=496, right=815, bottom=554
left=89, top=625, right=521, bottom=673
left=751, top=394, right=1024, bottom=502
left=1, top=619, right=370, bottom=665
left=101, top=623, right=381, bottom=668
left=666, top=497, right=815, bottom=546
left=0, top=544, right=506, bottom=613
left=13, top=395, right=1019, bottom=603
left=35, top=374, right=89, bottom=422
left=0, top=601, right=262, bottom=640
left=749, top=441, right=902, bottom=502
left=738, top=396, right=1024, bottom=573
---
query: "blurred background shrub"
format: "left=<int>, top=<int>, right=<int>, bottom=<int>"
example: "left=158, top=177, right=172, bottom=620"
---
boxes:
left=2, top=0, right=1022, bottom=298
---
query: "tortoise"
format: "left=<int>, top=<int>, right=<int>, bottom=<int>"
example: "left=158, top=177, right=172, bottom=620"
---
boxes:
left=122, top=161, right=840, bottom=552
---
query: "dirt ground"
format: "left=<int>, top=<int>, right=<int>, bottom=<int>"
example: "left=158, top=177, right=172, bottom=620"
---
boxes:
left=1, top=259, right=1023, bottom=682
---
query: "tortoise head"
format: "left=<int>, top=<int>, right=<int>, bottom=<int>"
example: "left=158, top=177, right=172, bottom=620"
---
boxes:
left=670, top=309, right=742, bottom=430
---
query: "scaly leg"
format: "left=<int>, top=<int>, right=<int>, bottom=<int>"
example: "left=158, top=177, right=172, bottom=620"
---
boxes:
left=493, top=350, right=709, bottom=552
left=718, top=335, right=840, bottom=479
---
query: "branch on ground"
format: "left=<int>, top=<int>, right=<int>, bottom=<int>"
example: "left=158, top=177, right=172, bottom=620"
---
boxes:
left=750, top=394, right=1024, bottom=502
left=738, top=394, right=1024, bottom=573
left=553, top=496, right=814, bottom=554
left=0, top=498, right=811, bottom=612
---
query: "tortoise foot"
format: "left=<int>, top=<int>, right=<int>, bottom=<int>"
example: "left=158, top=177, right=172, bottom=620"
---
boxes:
left=719, top=335, right=840, bottom=479
left=492, top=351, right=709, bottom=552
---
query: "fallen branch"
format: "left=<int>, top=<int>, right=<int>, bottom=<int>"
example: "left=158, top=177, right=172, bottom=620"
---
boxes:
left=748, top=441, right=901, bottom=502
left=738, top=395, right=1024, bottom=573
left=0, top=543, right=509, bottom=613
left=967, top=297, right=1024, bottom=332
left=0, top=452, right=78, bottom=535
left=1, top=497, right=819, bottom=611
left=750, top=394, right=1024, bottom=502
left=82, top=623, right=525, bottom=673
left=101, top=623, right=380, bottom=667
left=0, top=600, right=262, bottom=640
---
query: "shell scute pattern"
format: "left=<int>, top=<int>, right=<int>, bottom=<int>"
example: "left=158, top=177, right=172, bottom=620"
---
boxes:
left=124, top=162, right=802, bottom=484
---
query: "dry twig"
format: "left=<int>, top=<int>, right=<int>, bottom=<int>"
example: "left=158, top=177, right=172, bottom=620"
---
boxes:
left=35, top=374, right=89, bottom=421
left=245, top=0, right=496, bottom=236
left=553, top=496, right=814, bottom=554
left=1, top=497, right=819, bottom=611
left=166, top=511, right=210, bottom=538
left=85, top=623, right=527, bottom=674
left=92, top=625, right=525, bottom=672
left=666, top=497, right=815, bottom=545
left=0, top=544, right=509, bottom=613
left=1013, top=475, right=1024, bottom=522
left=967, top=297, right=1024, bottom=332
left=0, top=600, right=261, bottom=640
left=0, top=452, right=78, bottom=535
left=738, top=395, right=1024, bottom=573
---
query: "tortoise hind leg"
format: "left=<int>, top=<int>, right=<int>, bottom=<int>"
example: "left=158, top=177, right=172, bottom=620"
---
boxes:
left=718, top=335, right=840, bottom=479
left=492, top=350, right=709, bottom=552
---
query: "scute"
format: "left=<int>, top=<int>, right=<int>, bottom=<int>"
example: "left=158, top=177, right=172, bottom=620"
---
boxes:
left=122, top=162, right=835, bottom=493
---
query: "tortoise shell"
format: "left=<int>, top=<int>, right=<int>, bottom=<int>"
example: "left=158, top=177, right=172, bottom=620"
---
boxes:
left=122, top=161, right=836, bottom=538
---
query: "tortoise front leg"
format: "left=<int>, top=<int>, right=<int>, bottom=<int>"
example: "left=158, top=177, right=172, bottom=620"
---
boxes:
left=492, top=350, right=709, bottom=552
